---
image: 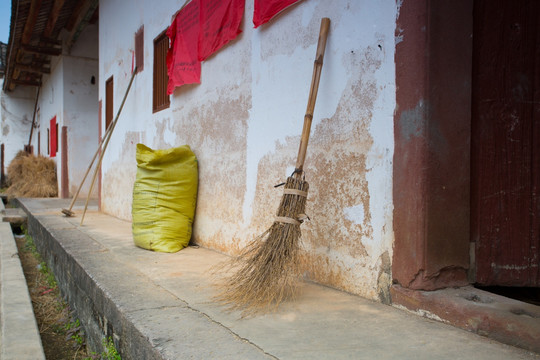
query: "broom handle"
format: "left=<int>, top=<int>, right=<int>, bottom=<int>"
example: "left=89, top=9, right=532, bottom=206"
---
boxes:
left=294, top=17, right=330, bottom=176
left=80, top=68, right=138, bottom=225
left=65, top=110, right=117, bottom=212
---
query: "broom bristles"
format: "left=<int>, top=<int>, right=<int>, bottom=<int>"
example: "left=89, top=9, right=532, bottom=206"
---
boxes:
left=215, top=176, right=309, bottom=315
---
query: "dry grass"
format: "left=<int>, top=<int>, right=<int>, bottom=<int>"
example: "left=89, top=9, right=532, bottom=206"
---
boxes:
left=6, top=151, right=58, bottom=198
left=215, top=175, right=309, bottom=316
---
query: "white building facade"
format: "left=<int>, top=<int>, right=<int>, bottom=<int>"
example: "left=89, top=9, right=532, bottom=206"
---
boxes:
left=98, top=0, right=396, bottom=302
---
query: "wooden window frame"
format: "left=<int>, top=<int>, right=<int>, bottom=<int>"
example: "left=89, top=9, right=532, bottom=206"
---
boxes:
left=153, top=30, right=170, bottom=113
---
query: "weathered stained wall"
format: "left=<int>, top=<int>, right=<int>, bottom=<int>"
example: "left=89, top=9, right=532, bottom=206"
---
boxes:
left=99, top=0, right=396, bottom=301
left=0, top=78, right=35, bottom=170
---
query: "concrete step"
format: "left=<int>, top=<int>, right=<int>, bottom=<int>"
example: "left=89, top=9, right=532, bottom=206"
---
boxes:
left=391, top=285, right=540, bottom=353
left=2, top=207, right=28, bottom=225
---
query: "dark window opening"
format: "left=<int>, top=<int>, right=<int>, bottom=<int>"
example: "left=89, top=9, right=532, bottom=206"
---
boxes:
left=153, top=30, right=170, bottom=113
left=105, top=76, right=114, bottom=130
left=135, top=26, right=144, bottom=73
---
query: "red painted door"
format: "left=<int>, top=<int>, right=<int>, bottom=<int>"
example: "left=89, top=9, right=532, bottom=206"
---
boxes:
left=471, top=0, right=539, bottom=286
left=49, top=116, right=57, bottom=158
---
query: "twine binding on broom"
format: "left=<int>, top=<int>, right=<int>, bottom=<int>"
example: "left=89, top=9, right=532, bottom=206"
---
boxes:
left=275, top=216, right=301, bottom=225
left=282, top=188, right=308, bottom=197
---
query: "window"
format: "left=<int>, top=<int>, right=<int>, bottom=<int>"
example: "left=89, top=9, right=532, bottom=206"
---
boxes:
left=105, top=76, right=114, bottom=129
left=153, top=30, right=170, bottom=113
left=135, top=26, right=144, bottom=73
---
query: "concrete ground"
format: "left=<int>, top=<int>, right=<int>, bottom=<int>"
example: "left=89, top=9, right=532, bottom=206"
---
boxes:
left=9, top=197, right=540, bottom=359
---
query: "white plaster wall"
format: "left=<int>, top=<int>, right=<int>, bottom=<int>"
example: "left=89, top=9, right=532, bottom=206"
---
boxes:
left=37, top=56, right=64, bottom=173
left=99, top=0, right=396, bottom=301
left=0, top=78, right=35, bottom=173
left=62, top=22, right=99, bottom=199
left=62, top=55, right=99, bottom=198
left=35, top=23, right=99, bottom=198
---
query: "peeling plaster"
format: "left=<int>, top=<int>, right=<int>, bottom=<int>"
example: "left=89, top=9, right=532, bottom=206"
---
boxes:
left=398, top=99, right=426, bottom=141
left=392, top=304, right=448, bottom=323
left=344, top=204, right=365, bottom=225
left=170, top=91, right=250, bottom=252
left=247, top=23, right=394, bottom=299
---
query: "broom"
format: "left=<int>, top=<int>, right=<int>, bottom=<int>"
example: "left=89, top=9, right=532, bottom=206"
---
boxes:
left=217, top=18, right=330, bottom=314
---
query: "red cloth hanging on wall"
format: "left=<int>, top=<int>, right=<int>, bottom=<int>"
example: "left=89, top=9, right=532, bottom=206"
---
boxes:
left=253, top=0, right=302, bottom=28
left=50, top=116, right=57, bottom=158
left=166, top=0, right=245, bottom=94
left=198, top=0, right=245, bottom=61
left=166, top=0, right=201, bottom=94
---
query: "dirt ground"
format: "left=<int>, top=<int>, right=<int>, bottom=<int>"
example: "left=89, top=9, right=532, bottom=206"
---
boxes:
left=15, top=232, right=92, bottom=360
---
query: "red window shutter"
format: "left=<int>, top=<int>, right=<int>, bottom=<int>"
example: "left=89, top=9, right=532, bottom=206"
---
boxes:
left=50, top=116, right=57, bottom=157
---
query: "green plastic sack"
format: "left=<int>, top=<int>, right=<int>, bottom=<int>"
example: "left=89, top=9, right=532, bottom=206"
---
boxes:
left=132, top=144, right=198, bottom=252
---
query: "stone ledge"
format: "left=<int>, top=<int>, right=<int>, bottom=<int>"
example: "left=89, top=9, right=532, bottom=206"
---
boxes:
left=391, top=284, right=540, bottom=353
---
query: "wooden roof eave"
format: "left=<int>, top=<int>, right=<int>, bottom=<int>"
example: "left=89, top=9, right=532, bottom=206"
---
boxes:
left=3, top=0, right=97, bottom=92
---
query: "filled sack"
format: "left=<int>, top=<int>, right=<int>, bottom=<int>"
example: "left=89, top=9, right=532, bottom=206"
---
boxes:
left=132, top=144, right=198, bottom=252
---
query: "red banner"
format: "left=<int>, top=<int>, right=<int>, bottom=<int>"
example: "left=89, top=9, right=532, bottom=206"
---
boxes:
left=253, top=0, right=302, bottom=28
left=198, top=0, right=244, bottom=61
left=166, top=0, right=201, bottom=94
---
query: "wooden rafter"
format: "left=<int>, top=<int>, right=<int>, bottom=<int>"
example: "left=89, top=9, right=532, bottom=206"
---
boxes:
left=12, top=78, right=41, bottom=87
left=5, top=0, right=99, bottom=92
left=43, top=0, right=66, bottom=38
left=65, top=0, right=87, bottom=31
left=65, top=0, right=98, bottom=50
left=22, top=44, right=62, bottom=56
left=15, top=63, right=51, bottom=74
left=39, top=37, right=62, bottom=46
left=25, top=58, right=51, bottom=66
left=22, top=0, right=43, bottom=45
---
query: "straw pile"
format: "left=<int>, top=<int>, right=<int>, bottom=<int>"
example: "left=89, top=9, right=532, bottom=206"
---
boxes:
left=216, top=175, right=309, bottom=315
left=5, top=151, right=58, bottom=198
